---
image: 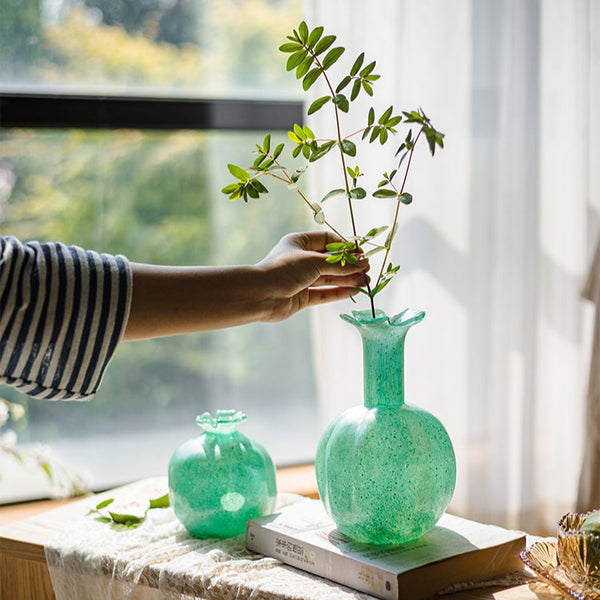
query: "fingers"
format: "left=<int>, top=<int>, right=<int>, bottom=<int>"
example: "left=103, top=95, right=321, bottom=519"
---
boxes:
left=306, top=286, right=361, bottom=307
left=312, top=270, right=370, bottom=288
left=284, top=230, right=347, bottom=253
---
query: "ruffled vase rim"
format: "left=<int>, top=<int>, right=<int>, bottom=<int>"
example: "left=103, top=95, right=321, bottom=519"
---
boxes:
left=196, top=409, right=247, bottom=433
left=340, top=308, right=425, bottom=328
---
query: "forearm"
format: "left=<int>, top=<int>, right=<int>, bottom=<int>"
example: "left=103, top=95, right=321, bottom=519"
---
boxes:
left=124, top=262, right=272, bottom=340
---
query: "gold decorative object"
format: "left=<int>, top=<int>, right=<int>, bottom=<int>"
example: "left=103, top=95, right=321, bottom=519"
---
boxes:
left=521, top=540, right=600, bottom=600
left=520, top=511, right=600, bottom=600
left=557, top=512, right=600, bottom=588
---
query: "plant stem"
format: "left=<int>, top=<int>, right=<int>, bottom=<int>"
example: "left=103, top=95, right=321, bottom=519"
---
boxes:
left=374, top=130, right=423, bottom=289
left=262, top=165, right=349, bottom=241
left=302, top=43, right=374, bottom=315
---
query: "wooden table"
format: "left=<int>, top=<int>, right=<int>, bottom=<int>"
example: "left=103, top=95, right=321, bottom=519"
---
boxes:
left=0, top=479, right=546, bottom=600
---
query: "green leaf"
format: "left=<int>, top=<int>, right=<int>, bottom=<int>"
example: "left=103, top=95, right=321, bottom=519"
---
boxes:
left=379, top=128, right=388, bottom=144
left=96, top=498, right=114, bottom=510
left=336, top=75, right=352, bottom=93
left=262, top=133, right=271, bottom=154
left=290, top=166, right=307, bottom=182
left=332, top=94, right=349, bottom=112
left=396, top=148, right=410, bottom=169
left=303, top=125, right=315, bottom=139
left=402, top=110, right=423, bottom=123
left=296, top=54, right=315, bottom=78
left=95, top=516, right=112, bottom=524
left=279, top=42, right=302, bottom=53
left=286, top=49, right=307, bottom=71
left=339, top=139, right=356, bottom=156
left=359, top=61, right=376, bottom=77
left=221, top=183, right=238, bottom=194
left=322, top=46, right=345, bottom=70
left=350, top=52, right=365, bottom=76
left=292, top=144, right=302, bottom=158
left=368, top=107, right=375, bottom=126
left=227, top=164, right=250, bottom=181
left=350, top=79, right=361, bottom=101
left=326, top=253, right=343, bottom=263
left=378, top=106, right=394, bottom=125
left=363, top=81, right=374, bottom=96
left=385, top=223, right=398, bottom=247
left=372, top=277, right=393, bottom=296
left=349, top=187, right=367, bottom=199
left=314, top=34, right=336, bottom=55
left=386, top=115, right=402, bottom=127
left=250, top=179, right=269, bottom=194
left=364, top=226, right=388, bottom=240
left=302, top=144, right=311, bottom=159
left=373, top=189, right=398, bottom=198
left=362, top=246, right=385, bottom=258
left=246, top=184, right=259, bottom=199
left=309, top=140, right=336, bottom=161
left=321, top=188, right=346, bottom=202
left=273, top=143, right=285, bottom=160
left=302, top=67, right=322, bottom=90
left=398, top=192, right=413, bottom=205
left=326, top=242, right=348, bottom=252
left=298, top=21, right=309, bottom=42
left=229, top=187, right=243, bottom=201
left=369, top=126, right=381, bottom=143
left=293, top=123, right=306, bottom=140
left=307, top=95, right=331, bottom=115
left=306, top=26, right=323, bottom=49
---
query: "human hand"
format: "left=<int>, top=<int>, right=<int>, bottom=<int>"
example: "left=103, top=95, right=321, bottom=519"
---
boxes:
left=257, top=231, right=370, bottom=322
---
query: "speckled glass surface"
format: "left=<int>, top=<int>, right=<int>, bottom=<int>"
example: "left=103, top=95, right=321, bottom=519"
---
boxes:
left=316, top=309, right=456, bottom=546
left=168, top=410, right=276, bottom=539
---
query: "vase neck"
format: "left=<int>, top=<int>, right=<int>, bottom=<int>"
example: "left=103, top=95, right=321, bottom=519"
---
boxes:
left=341, top=309, right=424, bottom=409
left=361, top=327, right=407, bottom=408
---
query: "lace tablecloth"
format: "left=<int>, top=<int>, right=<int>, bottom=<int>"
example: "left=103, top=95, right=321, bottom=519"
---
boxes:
left=44, top=479, right=536, bottom=600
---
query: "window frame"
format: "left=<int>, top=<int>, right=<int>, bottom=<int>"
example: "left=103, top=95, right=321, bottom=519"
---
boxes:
left=0, top=92, right=303, bottom=131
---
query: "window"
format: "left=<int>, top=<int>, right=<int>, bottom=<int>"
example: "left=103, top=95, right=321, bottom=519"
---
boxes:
left=0, top=0, right=311, bottom=503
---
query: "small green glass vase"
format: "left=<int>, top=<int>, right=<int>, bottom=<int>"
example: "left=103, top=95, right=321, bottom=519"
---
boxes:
left=316, top=309, right=456, bottom=546
left=168, top=409, right=276, bottom=539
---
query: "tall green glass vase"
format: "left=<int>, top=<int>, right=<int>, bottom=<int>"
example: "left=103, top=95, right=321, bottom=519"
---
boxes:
left=316, top=309, right=456, bottom=546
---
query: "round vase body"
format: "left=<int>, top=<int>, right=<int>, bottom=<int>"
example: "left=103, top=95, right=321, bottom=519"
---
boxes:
left=168, top=410, right=276, bottom=539
left=316, top=309, right=456, bottom=546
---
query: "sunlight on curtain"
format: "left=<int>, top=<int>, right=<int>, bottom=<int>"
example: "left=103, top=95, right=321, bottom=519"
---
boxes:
left=306, top=0, right=599, bottom=534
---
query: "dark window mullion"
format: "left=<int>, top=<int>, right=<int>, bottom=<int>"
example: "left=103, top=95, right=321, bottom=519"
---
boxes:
left=0, top=93, right=303, bottom=131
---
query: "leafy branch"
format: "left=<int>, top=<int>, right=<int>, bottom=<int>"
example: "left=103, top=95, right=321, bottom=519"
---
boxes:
left=222, top=21, right=444, bottom=317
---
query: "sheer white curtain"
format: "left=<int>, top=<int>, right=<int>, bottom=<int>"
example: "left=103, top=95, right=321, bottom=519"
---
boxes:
left=307, top=0, right=599, bottom=534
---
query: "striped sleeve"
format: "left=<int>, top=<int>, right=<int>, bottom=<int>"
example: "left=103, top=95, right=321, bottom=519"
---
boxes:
left=0, top=236, right=132, bottom=400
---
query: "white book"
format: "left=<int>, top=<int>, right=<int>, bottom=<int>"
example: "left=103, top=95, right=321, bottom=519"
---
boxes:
left=246, top=499, right=526, bottom=600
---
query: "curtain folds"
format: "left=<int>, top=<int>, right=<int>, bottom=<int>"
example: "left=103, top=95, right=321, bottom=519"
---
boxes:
left=307, top=0, right=599, bottom=534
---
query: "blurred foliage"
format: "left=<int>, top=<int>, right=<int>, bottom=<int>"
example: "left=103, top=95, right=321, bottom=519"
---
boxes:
left=41, top=9, right=205, bottom=87
left=1, top=0, right=302, bottom=93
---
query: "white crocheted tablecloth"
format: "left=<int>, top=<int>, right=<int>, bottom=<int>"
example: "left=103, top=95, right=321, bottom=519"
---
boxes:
left=44, top=479, right=537, bottom=600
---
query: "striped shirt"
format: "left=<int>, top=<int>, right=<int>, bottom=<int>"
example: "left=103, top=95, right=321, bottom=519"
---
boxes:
left=0, top=236, right=132, bottom=400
